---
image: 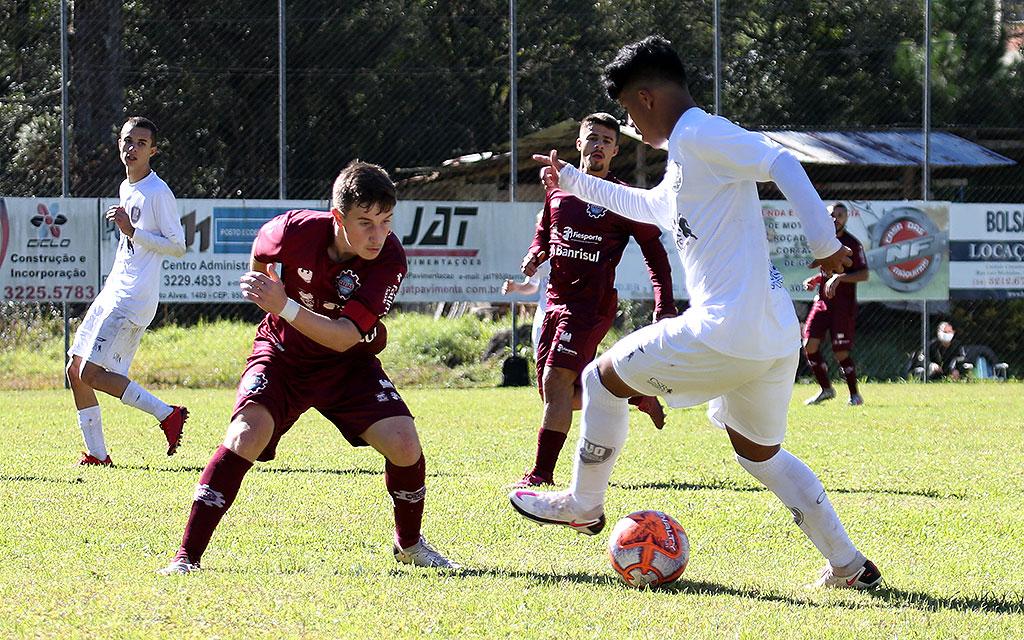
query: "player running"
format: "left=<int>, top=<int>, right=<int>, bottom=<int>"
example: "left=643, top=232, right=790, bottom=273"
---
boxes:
left=67, top=116, right=188, bottom=466
left=510, top=36, right=882, bottom=590
left=159, top=161, right=458, bottom=574
left=802, top=202, right=869, bottom=406
left=511, top=112, right=677, bottom=488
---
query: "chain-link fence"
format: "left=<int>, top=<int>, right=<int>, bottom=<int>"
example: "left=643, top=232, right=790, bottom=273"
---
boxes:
left=2, top=0, right=1023, bottom=387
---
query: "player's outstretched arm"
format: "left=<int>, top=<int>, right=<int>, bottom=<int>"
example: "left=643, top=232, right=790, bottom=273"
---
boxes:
left=533, top=149, right=669, bottom=226
left=241, top=264, right=364, bottom=353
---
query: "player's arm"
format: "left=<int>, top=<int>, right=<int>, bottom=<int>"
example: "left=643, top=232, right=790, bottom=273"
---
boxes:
left=633, top=225, right=677, bottom=319
left=130, top=192, right=187, bottom=258
left=522, top=204, right=551, bottom=277
left=240, top=264, right=365, bottom=352
left=533, top=150, right=669, bottom=226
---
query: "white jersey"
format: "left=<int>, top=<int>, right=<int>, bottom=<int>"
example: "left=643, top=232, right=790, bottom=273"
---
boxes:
left=100, top=171, right=185, bottom=327
left=560, top=107, right=839, bottom=360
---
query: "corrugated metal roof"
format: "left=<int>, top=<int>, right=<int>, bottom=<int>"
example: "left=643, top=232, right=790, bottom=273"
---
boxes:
left=761, top=130, right=1016, bottom=167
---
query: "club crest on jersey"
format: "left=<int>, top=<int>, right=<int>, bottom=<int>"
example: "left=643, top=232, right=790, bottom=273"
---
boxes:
left=129, top=205, right=142, bottom=223
left=671, top=161, right=684, bottom=192
left=335, top=270, right=361, bottom=300
left=587, top=204, right=607, bottom=219
left=241, top=372, right=267, bottom=396
left=297, top=267, right=313, bottom=283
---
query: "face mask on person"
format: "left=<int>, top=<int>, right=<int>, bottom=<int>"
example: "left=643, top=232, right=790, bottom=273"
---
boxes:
left=937, top=327, right=954, bottom=345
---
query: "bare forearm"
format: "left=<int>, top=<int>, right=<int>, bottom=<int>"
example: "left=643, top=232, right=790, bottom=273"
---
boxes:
left=287, top=308, right=364, bottom=353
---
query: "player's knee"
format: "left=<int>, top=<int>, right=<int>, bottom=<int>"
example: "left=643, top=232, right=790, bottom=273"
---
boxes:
left=66, top=358, right=81, bottom=383
left=383, top=424, right=422, bottom=466
left=225, top=407, right=274, bottom=455
left=542, top=366, right=576, bottom=397
left=78, top=362, right=102, bottom=387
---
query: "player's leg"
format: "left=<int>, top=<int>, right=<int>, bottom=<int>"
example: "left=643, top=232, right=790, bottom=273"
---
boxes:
left=833, top=349, right=861, bottom=405
left=715, top=353, right=881, bottom=589
left=77, top=310, right=187, bottom=454
left=803, top=304, right=835, bottom=404
left=831, top=306, right=862, bottom=405
left=66, top=355, right=109, bottom=465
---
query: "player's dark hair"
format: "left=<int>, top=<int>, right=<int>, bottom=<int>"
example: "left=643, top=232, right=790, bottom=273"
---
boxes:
left=832, top=202, right=848, bottom=211
left=603, top=35, right=688, bottom=100
left=580, top=112, right=621, bottom=142
left=332, top=160, right=397, bottom=214
left=123, top=116, right=158, bottom=142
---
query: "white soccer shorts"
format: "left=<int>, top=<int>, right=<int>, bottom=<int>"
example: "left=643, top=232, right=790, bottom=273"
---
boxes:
left=68, top=301, right=146, bottom=376
left=606, top=319, right=800, bottom=446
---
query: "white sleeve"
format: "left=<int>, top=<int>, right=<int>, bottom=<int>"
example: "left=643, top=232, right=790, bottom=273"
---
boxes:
left=559, top=164, right=671, bottom=227
left=689, top=116, right=786, bottom=183
left=133, top=191, right=186, bottom=257
left=769, top=152, right=841, bottom=260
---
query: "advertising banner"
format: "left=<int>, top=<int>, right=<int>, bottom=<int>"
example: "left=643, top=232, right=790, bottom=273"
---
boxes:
left=763, top=200, right=950, bottom=301
left=0, top=197, right=100, bottom=302
left=949, top=204, right=1024, bottom=299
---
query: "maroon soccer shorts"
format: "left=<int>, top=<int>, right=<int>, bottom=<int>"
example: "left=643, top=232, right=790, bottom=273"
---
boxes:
left=231, top=338, right=413, bottom=461
left=804, top=299, right=857, bottom=352
left=535, top=305, right=616, bottom=396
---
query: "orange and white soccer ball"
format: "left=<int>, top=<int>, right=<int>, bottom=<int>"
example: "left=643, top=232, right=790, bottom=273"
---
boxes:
left=608, top=510, right=689, bottom=588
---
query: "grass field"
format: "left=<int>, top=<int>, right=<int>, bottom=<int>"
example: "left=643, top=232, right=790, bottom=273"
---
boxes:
left=1, top=384, right=1022, bottom=639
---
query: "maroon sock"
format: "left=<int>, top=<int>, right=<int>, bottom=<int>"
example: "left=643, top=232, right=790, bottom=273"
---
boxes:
left=178, top=445, right=253, bottom=563
left=532, top=428, right=567, bottom=479
left=386, top=454, right=426, bottom=549
left=805, top=350, right=832, bottom=390
left=839, top=357, right=858, bottom=394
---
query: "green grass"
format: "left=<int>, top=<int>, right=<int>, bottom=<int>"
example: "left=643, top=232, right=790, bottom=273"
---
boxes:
left=1, top=383, right=1022, bottom=638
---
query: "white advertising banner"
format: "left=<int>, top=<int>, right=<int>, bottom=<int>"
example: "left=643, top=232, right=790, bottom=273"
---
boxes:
left=0, top=197, right=100, bottom=302
left=949, top=204, right=1024, bottom=299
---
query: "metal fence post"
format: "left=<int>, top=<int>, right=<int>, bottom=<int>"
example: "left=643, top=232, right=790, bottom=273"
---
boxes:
left=713, top=0, right=721, bottom=116
left=278, top=0, right=287, bottom=199
left=508, top=0, right=518, bottom=357
left=61, top=0, right=71, bottom=389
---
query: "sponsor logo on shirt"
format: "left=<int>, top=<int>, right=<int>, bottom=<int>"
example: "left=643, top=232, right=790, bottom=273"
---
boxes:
left=297, top=267, right=313, bottom=283
left=555, top=343, right=578, bottom=356
left=647, top=376, right=673, bottom=394
left=336, top=270, right=361, bottom=300
left=560, top=227, right=603, bottom=244
left=586, top=204, right=607, bottom=219
left=671, top=161, right=684, bottom=192
left=298, top=290, right=314, bottom=308
left=551, top=244, right=600, bottom=263
left=559, top=331, right=572, bottom=343
left=379, top=378, right=395, bottom=390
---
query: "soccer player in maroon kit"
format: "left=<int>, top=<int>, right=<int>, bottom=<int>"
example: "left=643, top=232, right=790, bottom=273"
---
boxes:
left=802, top=202, right=869, bottom=406
left=514, top=112, right=677, bottom=488
left=159, top=161, right=457, bottom=574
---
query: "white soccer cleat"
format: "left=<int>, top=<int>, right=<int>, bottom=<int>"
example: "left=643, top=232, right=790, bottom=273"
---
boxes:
left=157, top=557, right=201, bottom=575
left=804, top=387, right=836, bottom=405
left=393, top=536, right=461, bottom=569
left=807, top=559, right=883, bottom=590
left=508, top=489, right=606, bottom=535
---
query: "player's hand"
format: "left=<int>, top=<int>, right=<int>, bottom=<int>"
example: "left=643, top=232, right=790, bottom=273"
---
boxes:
left=105, top=206, right=134, bottom=237
left=501, top=279, right=516, bottom=295
left=240, top=264, right=287, bottom=315
left=803, top=275, right=823, bottom=291
left=808, top=246, right=852, bottom=276
left=824, top=273, right=843, bottom=299
left=521, top=249, right=546, bottom=277
left=532, top=149, right=567, bottom=189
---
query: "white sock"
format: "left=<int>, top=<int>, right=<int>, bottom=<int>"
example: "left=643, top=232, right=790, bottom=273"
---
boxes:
left=737, top=449, right=863, bottom=570
left=568, top=363, right=630, bottom=512
left=120, top=381, right=173, bottom=421
left=77, top=405, right=107, bottom=459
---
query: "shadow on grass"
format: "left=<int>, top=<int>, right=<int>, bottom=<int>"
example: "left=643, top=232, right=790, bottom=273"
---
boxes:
left=0, top=474, right=84, bottom=484
left=613, top=479, right=968, bottom=500
left=114, top=464, right=454, bottom=478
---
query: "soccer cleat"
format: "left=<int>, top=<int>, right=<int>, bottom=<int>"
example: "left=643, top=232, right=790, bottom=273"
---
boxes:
left=848, top=393, right=864, bottom=406
left=808, top=559, right=883, bottom=591
left=77, top=451, right=113, bottom=466
left=157, top=556, right=201, bottom=575
left=634, top=395, right=666, bottom=429
left=393, top=536, right=461, bottom=569
left=511, top=469, right=554, bottom=489
left=508, top=489, right=606, bottom=535
left=804, top=387, right=836, bottom=405
left=159, top=406, right=189, bottom=456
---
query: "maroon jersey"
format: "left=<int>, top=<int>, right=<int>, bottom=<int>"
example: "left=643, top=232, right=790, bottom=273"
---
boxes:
left=817, top=230, right=866, bottom=308
left=251, top=209, right=406, bottom=366
left=531, top=176, right=676, bottom=316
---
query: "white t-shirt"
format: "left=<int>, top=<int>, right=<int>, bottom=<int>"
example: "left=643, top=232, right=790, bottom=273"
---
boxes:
left=560, top=108, right=839, bottom=360
left=99, top=171, right=185, bottom=327
left=529, top=261, right=550, bottom=355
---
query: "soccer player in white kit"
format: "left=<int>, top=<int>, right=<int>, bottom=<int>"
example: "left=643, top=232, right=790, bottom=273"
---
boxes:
left=67, top=117, right=189, bottom=466
left=509, top=37, right=882, bottom=590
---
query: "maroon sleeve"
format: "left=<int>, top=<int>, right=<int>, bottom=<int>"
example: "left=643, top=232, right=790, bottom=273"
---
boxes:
left=632, top=220, right=677, bottom=318
left=850, top=237, right=867, bottom=273
left=340, top=249, right=407, bottom=336
left=252, top=212, right=291, bottom=264
left=528, top=194, right=553, bottom=259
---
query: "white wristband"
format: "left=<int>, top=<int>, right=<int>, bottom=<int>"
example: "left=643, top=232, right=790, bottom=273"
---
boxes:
left=279, top=298, right=301, bottom=323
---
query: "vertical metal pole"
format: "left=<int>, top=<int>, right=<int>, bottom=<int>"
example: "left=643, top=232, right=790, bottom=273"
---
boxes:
left=278, top=0, right=287, bottom=199
left=509, top=0, right=518, bottom=356
left=921, top=300, right=928, bottom=383
left=922, top=0, right=931, bottom=200
left=61, top=0, right=71, bottom=389
left=713, top=0, right=722, bottom=115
